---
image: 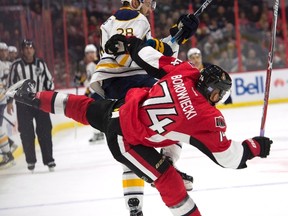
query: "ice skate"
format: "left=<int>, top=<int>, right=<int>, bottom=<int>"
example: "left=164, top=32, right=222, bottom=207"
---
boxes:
left=89, top=132, right=104, bottom=143
left=48, top=161, right=56, bottom=172
left=151, top=156, right=193, bottom=191
left=27, top=163, right=35, bottom=173
left=176, top=169, right=193, bottom=191
left=0, top=152, right=15, bottom=168
left=5, top=79, right=39, bottom=108
left=128, top=198, right=143, bottom=216
left=130, top=210, right=143, bottom=216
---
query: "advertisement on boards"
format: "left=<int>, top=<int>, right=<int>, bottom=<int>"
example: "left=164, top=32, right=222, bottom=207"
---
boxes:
left=229, top=68, right=288, bottom=104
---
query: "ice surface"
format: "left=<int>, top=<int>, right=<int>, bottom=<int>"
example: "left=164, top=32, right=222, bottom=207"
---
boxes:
left=0, top=103, right=288, bottom=216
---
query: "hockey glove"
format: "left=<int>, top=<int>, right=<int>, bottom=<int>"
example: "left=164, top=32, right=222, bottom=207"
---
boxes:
left=145, top=39, right=173, bottom=56
left=170, top=14, right=199, bottom=45
left=242, top=136, right=273, bottom=158
left=105, top=34, right=145, bottom=57
left=74, top=72, right=86, bottom=87
left=105, top=34, right=129, bottom=55
left=84, top=87, right=91, bottom=97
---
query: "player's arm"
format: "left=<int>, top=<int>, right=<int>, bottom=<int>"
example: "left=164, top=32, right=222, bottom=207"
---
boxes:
left=161, top=13, right=200, bottom=57
left=105, top=35, right=175, bottom=79
left=189, top=134, right=272, bottom=169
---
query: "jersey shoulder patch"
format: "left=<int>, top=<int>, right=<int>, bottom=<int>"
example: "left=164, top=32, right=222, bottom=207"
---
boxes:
left=214, top=116, right=226, bottom=128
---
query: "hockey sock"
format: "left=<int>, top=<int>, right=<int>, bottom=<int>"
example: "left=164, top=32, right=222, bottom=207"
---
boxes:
left=154, top=166, right=200, bottom=215
left=37, top=91, right=94, bottom=125
left=122, top=166, right=144, bottom=212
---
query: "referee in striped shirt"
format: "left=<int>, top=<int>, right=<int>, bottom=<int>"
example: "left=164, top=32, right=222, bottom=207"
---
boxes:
left=7, top=39, right=56, bottom=172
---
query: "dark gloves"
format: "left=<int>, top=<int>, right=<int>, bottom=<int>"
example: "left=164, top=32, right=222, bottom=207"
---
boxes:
left=243, top=136, right=273, bottom=158
left=84, top=87, right=91, bottom=97
left=170, top=14, right=199, bottom=44
left=105, top=34, right=131, bottom=55
left=74, top=72, right=85, bottom=87
left=105, top=34, right=172, bottom=57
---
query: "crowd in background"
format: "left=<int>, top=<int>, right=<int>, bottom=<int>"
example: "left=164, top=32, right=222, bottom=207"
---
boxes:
left=0, top=0, right=288, bottom=88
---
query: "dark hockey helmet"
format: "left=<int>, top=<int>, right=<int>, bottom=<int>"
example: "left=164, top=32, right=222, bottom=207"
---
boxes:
left=197, top=65, right=232, bottom=104
left=21, top=39, right=35, bottom=49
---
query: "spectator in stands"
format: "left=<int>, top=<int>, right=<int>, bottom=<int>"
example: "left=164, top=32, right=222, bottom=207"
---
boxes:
left=244, top=48, right=264, bottom=71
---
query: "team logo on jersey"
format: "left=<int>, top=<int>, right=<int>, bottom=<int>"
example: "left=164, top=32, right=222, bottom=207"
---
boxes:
left=35, top=67, right=42, bottom=76
left=215, top=116, right=226, bottom=128
left=170, top=59, right=182, bottom=66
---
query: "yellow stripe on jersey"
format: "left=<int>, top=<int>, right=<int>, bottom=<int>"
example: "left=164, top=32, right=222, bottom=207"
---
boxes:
left=96, top=63, right=124, bottom=69
left=122, top=178, right=145, bottom=188
left=118, top=54, right=130, bottom=66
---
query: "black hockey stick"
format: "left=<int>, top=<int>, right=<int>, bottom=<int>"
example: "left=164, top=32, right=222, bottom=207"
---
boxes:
left=0, top=113, right=15, bottom=127
left=170, top=0, right=214, bottom=43
left=260, top=0, right=279, bottom=136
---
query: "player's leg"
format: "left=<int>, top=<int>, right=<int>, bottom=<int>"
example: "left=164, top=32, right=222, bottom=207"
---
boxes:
left=105, top=116, right=201, bottom=216
left=5, top=79, right=107, bottom=129
left=16, top=102, right=37, bottom=171
left=0, top=128, right=14, bottom=167
left=34, top=110, right=55, bottom=171
left=161, top=143, right=193, bottom=191
left=122, top=165, right=144, bottom=216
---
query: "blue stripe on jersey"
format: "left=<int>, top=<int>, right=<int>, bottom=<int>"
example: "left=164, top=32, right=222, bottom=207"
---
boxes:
left=114, top=8, right=139, bottom=21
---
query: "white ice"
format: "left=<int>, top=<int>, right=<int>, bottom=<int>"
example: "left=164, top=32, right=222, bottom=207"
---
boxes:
left=0, top=103, right=288, bottom=216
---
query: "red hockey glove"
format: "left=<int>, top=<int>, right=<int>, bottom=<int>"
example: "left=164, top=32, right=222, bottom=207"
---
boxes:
left=145, top=39, right=173, bottom=56
left=170, top=14, right=199, bottom=44
left=242, top=136, right=273, bottom=158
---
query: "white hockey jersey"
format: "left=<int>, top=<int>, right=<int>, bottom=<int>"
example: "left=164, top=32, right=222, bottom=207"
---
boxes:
left=90, top=6, right=179, bottom=94
left=0, top=60, right=11, bottom=105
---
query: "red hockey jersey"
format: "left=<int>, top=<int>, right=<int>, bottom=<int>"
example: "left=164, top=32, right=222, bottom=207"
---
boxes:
left=119, top=46, right=243, bottom=169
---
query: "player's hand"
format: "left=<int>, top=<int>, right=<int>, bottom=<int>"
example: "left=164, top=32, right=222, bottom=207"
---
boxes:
left=243, top=136, right=273, bottom=158
left=74, top=72, right=84, bottom=87
left=105, top=34, right=128, bottom=55
left=170, top=14, right=199, bottom=44
left=84, top=87, right=91, bottom=97
left=145, top=39, right=173, bottom=56
left=105, top=34, right=145, bottom=56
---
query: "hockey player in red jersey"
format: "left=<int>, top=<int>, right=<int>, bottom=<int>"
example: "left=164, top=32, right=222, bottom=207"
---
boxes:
left=6, top=36, right=272, bottom=216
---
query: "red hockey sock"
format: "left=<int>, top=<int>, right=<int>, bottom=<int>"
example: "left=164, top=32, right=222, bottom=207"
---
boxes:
left=36, top=91, right=56, bottom=113
left=37, top=91, right=93, bottom=125
left=154, top=166, right=201, bottom=215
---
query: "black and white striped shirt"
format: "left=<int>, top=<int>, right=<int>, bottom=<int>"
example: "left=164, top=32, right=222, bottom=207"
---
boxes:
left=8, top=57, right=54, bottom=91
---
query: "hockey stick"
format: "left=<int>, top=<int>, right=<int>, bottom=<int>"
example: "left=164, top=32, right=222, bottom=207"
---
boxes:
left=170, top=0, right=214, bottom=43
left=260, top=0, right=279, bottom=136
left=0, top=113, right=15, bottom=127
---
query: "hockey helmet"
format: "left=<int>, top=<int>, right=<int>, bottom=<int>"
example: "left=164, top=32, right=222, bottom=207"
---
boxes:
left=121, top=0, right=156, bottom=10
left=21, top=39, right=35, bottom=49
left=197, top=65, right=232, bottom=104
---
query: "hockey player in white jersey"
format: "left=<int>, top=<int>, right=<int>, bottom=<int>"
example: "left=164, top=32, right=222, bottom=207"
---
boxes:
left=89, top=1, right=199, bottom=215
left=0, top=42, right=15, bottom=167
